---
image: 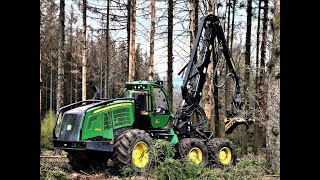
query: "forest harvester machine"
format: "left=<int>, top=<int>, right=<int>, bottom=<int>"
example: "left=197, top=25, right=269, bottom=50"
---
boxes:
left=52, top=14, right=254, bottom=173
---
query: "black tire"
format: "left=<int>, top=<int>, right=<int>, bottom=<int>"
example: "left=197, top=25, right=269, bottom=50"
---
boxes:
left=178, top=138, right=208, bottom=165
left=112, top=129, right=153, bottom=173
left=67, top=150, right=108, bottom=172
left=206, top=138, right=237, bottom=168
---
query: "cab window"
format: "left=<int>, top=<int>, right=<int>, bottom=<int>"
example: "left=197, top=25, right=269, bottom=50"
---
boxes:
left=153, top=87, right=169, bottom=114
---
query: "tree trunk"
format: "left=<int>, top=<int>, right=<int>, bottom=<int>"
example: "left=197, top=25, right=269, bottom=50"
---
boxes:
left=127, top=0, right=130, bottom=81
left=225, top=0, right=231, bottom=112
left=204, top=0, right=215, bottom=131
left=100, top=20, right=103, bottom=98
left=253, top=0, right=262, bottom=155
left=167, top=0, right=173, bottom=112
left=208, top=0, right=214, bottom=15
left=57, top=0, right=65, bottom=110
left=242, top=0, right=252, bottom=155
left=50, top=60, right=53, bottom=110
left=82, top=0, right=87, bottom=101
left=230, top=0, right=236, bottom=54
left=75, top=63, right=78, bottom=102
left=69, top=5, right=74, bottom=104
left=256, top=0, right=269, bottom=155
left=213, top=51, right=224, bottom=138
left=149, top=0, right=155, bottom=81
left=128, top=0, right=136, bottom=81
left=189, top=0, right=196, bottom=50
left=105, top=0, right=110, bottom=98
left=266, top=0, right=280, bottom=174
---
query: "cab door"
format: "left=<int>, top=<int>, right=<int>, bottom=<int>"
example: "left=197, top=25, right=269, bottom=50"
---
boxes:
left=150, top=85, right=171, bottom=128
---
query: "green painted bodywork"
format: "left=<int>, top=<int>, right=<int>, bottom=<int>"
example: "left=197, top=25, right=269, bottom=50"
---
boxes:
left=81, top=100, right=135, bottom=141
left=169, top=128, right=179, bottom=144
left=58, top=80, right=180, bottom=146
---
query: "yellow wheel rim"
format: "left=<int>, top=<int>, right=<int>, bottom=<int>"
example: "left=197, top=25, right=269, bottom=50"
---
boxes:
left=188, top=147, right=203, bottom=164
left=219, top=147, right=232, bottom=164
left=132, top=142, right=149, bottom=168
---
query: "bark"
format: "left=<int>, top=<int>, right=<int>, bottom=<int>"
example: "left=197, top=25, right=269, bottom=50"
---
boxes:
left=204, top=62, right=213, bottom=129
left=208, top=0, right=215, bottom=15
left=149, top=0, right=155, bottom=81
left=204, top=0, right=215, bottom=131
left=128, top=0, right=136, bottom=81
left=213, top=51, right=224, bottom=138
left=254, top=0, right=263, bottom=155
left=266, top=0, right=280, bottom=174
left=258, top=0, right=268, bottom=125
left=230, top=0, right=235, bottom=54
left=69, top=6, right=74, bottom=104
left=57, top=0, right=65, bottom=110
left=168, top=0, right=173, bottom=111
left=127, top=0, right=130, bottom=81
left=50, top=60, right=53, bottom=110
left=82, top=0, right=87, bottom=101
left=75, top=63, right=78, bottom=102
left=225, top=0, right=231, bottom=111
left=189, top=0, right=197, bottom=50
left=242, top=0, right=253, bottom=155
left=105, top=0, right=110, bottom=97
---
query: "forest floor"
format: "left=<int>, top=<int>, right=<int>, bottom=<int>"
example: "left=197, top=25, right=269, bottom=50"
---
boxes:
left=40, top=149, right=280, bottom=180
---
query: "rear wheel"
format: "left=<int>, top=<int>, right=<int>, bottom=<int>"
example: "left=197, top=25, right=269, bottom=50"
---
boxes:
left=112, top=129, right=152, bottom=173
left=178, top=138, right=208, bottom=165
left=206, top=138, right=237, bottom=167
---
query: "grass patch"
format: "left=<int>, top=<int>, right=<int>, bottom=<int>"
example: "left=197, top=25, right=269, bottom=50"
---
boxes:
left=41, top=111, right=55, bottom=150
left=40, top=157, right=71, bottom=180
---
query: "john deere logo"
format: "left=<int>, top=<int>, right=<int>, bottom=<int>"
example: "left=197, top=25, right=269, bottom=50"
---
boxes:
left=67, top=125, right=72, bottom=130
left=155, top=119, right=160, bottom=124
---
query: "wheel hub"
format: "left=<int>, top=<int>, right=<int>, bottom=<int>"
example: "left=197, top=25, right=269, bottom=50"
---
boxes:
left=219, top=147, right=232, bottom=164
left=132, top=142, right=149, bottom=168
left=188, top=147, right=203, bottom=164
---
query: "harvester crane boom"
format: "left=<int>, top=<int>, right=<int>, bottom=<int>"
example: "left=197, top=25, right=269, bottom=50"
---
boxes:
left=174, top=14, right=252, bottom=135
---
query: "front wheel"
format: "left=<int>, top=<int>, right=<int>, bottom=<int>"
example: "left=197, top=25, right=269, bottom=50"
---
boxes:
left=206, top=138, right=237, bottom=167
left=112, top=129, right=153, bottom=173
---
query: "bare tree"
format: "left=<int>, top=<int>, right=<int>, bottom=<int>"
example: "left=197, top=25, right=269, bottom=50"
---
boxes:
left=105, top=0, right=110, bottom=97
left=82, top=0, right=87, bottom=101
left=230, top=0, right=236, bottom=54
left=266, top=0, right=280, bottom=173
left=254, top=0, right=263, bottom=155
left=128, top=0, right=136, bottom=81
left=167, top=0, right=173, bottom=111
left=242, top=0, right=253, bottom=155
left=57, top=0, right=65, bottom=109
left=258, top=0, right=268, bottom=131
left=225, top=0, right=231, bottom=112
left=149, top=0, right=155, bottom=81
left=189, top=0, right=198, bottom=50
left=204, top=0, right=215, bottom=131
